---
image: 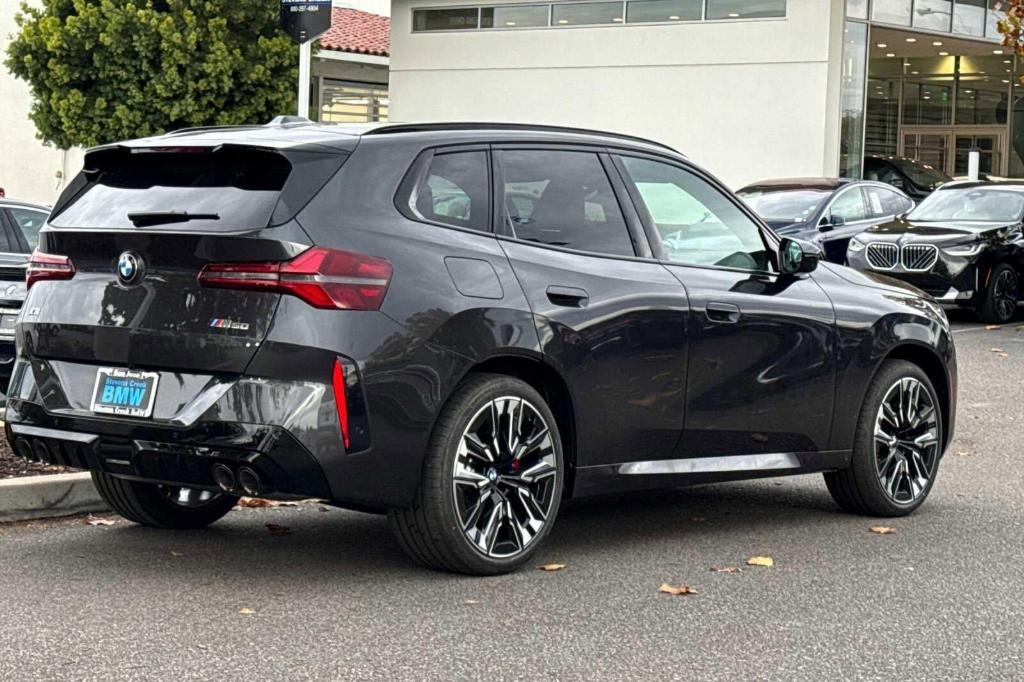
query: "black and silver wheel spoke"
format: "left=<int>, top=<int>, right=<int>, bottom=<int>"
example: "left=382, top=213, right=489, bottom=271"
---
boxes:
left=452, top=396, right=557, bottom=559
left=874, top=377, right=939, bottom=505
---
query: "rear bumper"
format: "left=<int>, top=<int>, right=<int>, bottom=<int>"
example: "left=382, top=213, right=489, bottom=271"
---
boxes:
left=2, top=355, right=377, bottom=506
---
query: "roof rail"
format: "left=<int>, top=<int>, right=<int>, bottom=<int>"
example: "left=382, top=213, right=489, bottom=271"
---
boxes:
left=164, top=124, right=265, bottom=137
left=363, top=122, right=681, bottom=154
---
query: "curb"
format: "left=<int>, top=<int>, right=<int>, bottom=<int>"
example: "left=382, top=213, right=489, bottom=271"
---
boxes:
left=0, top=472, right=108, bottom=523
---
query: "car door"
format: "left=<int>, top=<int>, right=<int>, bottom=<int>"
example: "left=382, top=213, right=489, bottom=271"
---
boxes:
left=613, top=153, right=835, bottom=463
left=492, top=146, right=690, bottom=468
left=817, top=185, right=883, bottom=263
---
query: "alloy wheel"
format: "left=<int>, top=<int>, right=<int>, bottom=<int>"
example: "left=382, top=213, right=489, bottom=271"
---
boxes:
left=873, top=377, right=940, bottom=505
left=993, top=268, right=1018, bottom=322
left=451, top=396, right=558, bottom=559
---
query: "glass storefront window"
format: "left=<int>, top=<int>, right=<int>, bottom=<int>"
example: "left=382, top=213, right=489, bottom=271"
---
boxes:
left=846, top=0, right=868, bottom=20
left=913, top=0, right=952, bottom=31
left=840, top=21, right=868, bottom=178
left=481, top=5, right=549, bottom=28
left=551, top=1, right=624, bottom=25
left=626, top=0, right=702, bottom=23
left=705, top=0, right=785, bottom=20
left=413, top=8, right=479, bottom=31
left=866, top=78, right=901, bottom=156
left=953, top=0, right=986, bottom=36
left=872, top=0, right=912, bottom=25
left=986, top=0, right=1006, bottom=39
left=902, top=79, right=954, bottom=125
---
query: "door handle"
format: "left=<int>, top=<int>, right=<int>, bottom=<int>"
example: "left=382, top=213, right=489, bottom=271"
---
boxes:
left=546, top=286, right=590, bottom=308
left=706, top=302, right=741, bottom=324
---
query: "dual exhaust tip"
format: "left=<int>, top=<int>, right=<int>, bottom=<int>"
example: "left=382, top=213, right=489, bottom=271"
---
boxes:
left=212, top=463, right=262, bottom=496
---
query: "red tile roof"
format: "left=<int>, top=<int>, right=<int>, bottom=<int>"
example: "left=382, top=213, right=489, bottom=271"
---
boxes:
left=319, top=8, right=390, bottom=57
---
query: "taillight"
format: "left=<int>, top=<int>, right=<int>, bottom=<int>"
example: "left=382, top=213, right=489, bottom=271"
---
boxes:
left=332, top=358, right=351, bottom=449
left=26, top=250, right=75, bottom=289
left=198, top=247, right=392, bottom=310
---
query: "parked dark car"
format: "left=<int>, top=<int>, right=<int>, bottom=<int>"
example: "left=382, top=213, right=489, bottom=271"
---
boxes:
left=5, top=121, right=956, bottom=574
left=737, top=178, right=914, bottom=264
left=864, top=155, right=952, bottom=202
left=847, top=181, right=1024, bottom=324
left=0, top=199, right=48, bottom=392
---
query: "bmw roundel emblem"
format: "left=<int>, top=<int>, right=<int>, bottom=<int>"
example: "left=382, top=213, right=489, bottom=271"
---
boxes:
left=116, top=252, right=143, bottom=285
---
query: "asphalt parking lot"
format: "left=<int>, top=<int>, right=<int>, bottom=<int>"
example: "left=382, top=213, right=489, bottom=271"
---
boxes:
left=0, top=311, right=1022, bottom=681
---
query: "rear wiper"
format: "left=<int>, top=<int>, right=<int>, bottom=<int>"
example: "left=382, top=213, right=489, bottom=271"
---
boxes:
left=127, top=211, right=220, bottom=227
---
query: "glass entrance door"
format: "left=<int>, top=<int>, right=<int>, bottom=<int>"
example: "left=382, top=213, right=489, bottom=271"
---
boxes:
left=900, top=127, right=1006, bottom=177
left=902, top=130, right=952, bottom=174
left=954, top=133, right=1003, bottom=176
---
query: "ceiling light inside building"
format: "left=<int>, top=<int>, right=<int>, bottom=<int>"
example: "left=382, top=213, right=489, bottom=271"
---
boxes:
left=932, top=41, right=942, bottom=46
left=906, top=38, right=917, bottom=43
left=994, top=49, right=1004, bottom=54
left=877, top=43, right=887, bottom=48
left=887, top=53, right=896, bottom=58
left=939, top=51, right=949, bottom=56
left=669, top=15, right=680, bottom=19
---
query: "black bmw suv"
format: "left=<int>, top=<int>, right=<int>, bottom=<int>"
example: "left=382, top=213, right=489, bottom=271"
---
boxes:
left=5, top=121, right=957, bottom=574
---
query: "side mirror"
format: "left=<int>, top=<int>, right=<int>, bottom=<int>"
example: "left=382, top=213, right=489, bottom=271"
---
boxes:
left=821, top=214, right=844, bottom=232
left=779, top=237, right=820, bottom=275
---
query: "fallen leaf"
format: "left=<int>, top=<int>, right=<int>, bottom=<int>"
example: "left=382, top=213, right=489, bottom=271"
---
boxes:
left=659, top=583, right=697, bottom=596
left=239, top=608, right=256, bottom=615
left=955, top=450, right=971, bottom=457
left=870, top=526, right=896, bottom=535
left=538, top=563, right=566, bottom=572
left=463, top=599, right=480, bottom=605
left=985, top=325, right=1001, bottom=330
left=710, top=566, right=743, bottom=574
left=990, top=348, right=1005, bottom=353
left=170, top=551, right=184, bottom=557
left=237, top=497, right=274, bottom=508
left=85, top=516, right=115, bottom=527
left=265, top=523, right=291, bottom=536
left=746, top=556, right=775, bottom=568
left=999, top=353, right=1009, bottom=358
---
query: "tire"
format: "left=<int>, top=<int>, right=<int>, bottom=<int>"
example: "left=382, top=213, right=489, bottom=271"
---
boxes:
left=824, top=360, right=943, bottom=517
left=91, top=472, right=238, bottom=529
left=388, top=373, right=564, bottom=575
left=975, top=262, right=1018, bottom=324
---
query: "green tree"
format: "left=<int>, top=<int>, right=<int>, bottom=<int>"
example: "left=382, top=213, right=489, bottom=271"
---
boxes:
left=5, top=0, right=298, bottom=149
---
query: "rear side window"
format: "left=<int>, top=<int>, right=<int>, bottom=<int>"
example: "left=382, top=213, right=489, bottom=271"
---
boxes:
left=828, top=187, right=868, bottom=223
left=7, top=207, right=48, bottom=250
left=51, top=147, right=308, bottom=231
left=866, top=186, right=913, bottom=217
left=497, top=149, right=634, bottom=257
left=412, top=151, right=490, bottom=231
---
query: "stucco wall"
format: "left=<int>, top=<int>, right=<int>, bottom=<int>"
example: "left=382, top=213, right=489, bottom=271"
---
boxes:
left=0, top=1, right=84, bottom=206
left=389, top=0, right=845, bottom=188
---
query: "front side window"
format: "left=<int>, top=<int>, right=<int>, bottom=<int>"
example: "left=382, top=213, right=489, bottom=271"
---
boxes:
left=619, top=156, right=770, bottom=270
left=498, top=150, right=634, bottom=256
left=413, top=151, right=490, bottom=231
left=828, top=188, right=868, bottom=224
left=7, top=208, right=48, bottom=251
left=705, top=0, right=785, bottom=19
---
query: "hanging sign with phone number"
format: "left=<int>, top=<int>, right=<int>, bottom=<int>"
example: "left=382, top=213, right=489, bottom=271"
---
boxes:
left=280, top=0, right=332, bottom=43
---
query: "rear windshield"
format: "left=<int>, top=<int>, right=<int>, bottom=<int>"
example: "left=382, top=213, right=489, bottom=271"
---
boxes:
left=738, top=189, right=830, bottom=223
left=52, top=147, right=295, bottom=231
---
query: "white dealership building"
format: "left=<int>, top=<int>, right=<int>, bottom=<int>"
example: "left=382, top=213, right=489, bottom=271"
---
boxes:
left=389, top=0, right=1024, bottom=188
